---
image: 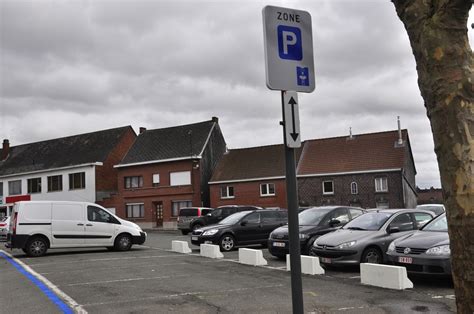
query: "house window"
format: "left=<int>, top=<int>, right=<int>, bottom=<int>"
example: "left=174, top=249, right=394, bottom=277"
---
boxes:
left=125, top=176, right=143, bottom=189
left=322, top=180, right=334, bottom=195
left=375, top=177, right=388, bottom=192
left=220, top=186, right=234, bottom=199
left=69, top=172, right=85, bottom=190
left=8, top=180, right=21, bottom=195
left=48, top=175, right=63, bottom=192
left=260, top=183, right=275, bottom=196
left=0, top=182, right=3, bottom=198
left=152, top=174, right=160, bottom=187
left=126, top=203, right=144, bottom=218
left=170, top=171, right=191, bottom=186
left=376, top=201, right=389, bottom=209
left=172, top=200, right=192, bottom=217
left=27, top=178, right=42, bottom=194
left=350, top=182, right=358, bottom=195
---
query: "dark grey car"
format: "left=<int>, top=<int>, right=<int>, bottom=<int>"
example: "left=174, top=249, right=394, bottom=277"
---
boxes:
left=310, top=209, right=435, bottom=266
left=386, top=213, right=451, bottom=275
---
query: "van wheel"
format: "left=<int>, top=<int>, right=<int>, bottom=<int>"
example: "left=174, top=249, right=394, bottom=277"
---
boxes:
left=106, top=247, right=115, bottom=251
left=114, top=234, right=132, bottom=251
left=25, top=237, right=48, bottom=257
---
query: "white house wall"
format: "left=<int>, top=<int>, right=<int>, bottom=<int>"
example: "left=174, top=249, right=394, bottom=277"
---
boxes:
left=0, top=165, right=97, bottom=203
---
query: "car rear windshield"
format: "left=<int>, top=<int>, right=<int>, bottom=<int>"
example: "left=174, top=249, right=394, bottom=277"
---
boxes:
left=343, top=212, right=393, bottom=231
left=298, top=207, right=334, bottom=225
left=179, top=208, right=198, bottom=216
left=201, top=209, right=213, bottom=216
left=422, top=214, right=447, bottom=232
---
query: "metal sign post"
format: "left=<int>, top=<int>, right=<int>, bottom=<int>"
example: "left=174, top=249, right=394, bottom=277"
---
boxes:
left=263, top=5, right=315, bottom=314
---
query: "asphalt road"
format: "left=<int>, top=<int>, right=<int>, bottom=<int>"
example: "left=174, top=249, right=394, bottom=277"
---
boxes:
left=0, top=231, right=456, bottom=313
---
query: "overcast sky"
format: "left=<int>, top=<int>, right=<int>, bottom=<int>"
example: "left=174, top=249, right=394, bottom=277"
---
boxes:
left=1, top=0, right=473, bottom=188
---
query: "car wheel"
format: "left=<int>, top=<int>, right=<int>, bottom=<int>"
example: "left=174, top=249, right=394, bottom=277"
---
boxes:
left=361, top=247, right=383, bottom=264
left=219, top=234, right=235, bottom=251
left=192, top=224, right=202, bottom=231
left=181, top=230, right=189, bottom=235
left=25, top=237, right=48, bottom=257
left=114, top=234, right=132, bottom=251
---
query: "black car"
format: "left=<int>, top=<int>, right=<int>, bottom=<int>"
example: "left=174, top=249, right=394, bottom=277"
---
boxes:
left=268, top=206, right=364, bottom=258
left=191, top=209, right=288, bottom=251
left=386, top=213, right=451, bottom=275
left=186, top=205, right=262, bottom=232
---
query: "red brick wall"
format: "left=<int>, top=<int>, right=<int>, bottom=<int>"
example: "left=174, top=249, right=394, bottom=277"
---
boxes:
left=210, top=179, right=288, bottom=208
left=95, top=127, right=136, bottom=193
left=102, top=159, right=203, bottom=225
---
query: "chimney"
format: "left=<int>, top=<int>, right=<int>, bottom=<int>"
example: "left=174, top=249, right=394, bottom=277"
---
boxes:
left=139, top=127, right=147, bottom=134
left=348, top=127, right=354, bottom=140
left=212, top=116, right=219, bottom=123
left=395, top=116, right=404, bottom=147
left=1, top=139, right=10, bottom=160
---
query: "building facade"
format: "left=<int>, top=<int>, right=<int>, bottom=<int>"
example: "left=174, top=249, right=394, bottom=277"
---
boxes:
left=102, top=118, right=226, bottom=229
left=0, top=126, right=136, bottom=217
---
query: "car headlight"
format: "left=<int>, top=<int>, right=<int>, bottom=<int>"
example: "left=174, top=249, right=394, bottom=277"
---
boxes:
left=202, top=229, right=219, bottom=236
left=299, top=233, right=309, bottom=240
left=387, top=241, right=396, bottom=253
left=426, top=245, right=450, bottom=256
left=336, top=241, right=356, bottom=249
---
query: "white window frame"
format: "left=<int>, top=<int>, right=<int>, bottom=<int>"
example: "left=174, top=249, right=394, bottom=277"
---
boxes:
left=152, top=174, right=160, bottom=186
left=170, top=171, right=191, bottom=186
left=350, top=182, right=358, bottom=195
left=260, top=183, right=275, bottom=197
left=375, top=177, right=388, bottom=192
left=220, top=186, right=235, bottom=199
left=126, top=203, right=145, bottom=218
left=8, top=180, right=22, bottom=195
left=322, top=180, right=334, bottom=195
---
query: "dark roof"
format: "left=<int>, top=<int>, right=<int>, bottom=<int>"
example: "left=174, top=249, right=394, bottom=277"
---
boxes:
left=297, top=130, right=411, bottom=175
left=0, top=126, right=133, bottom=177
left=210, top=144, right=304, bottom=182
left=119, top=119, right=217, bottom=165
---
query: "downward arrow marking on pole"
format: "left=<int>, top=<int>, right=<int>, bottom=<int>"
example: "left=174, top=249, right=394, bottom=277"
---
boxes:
left=288, top=97, right=299, bottom=142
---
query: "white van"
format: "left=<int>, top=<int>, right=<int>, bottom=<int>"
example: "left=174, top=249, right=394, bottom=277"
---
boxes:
left=6, top=201, right=146, bottom=257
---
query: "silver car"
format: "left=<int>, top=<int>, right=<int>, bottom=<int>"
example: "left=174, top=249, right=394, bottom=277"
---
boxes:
left=310, top=209, right=435, bottom=266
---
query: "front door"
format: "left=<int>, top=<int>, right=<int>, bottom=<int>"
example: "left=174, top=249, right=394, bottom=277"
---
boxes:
left=84, top=205, right=116, bottom=246
left=155, top=202, right=163, bottom=227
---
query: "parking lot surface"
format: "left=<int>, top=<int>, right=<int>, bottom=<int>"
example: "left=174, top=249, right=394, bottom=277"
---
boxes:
left=1, top=231, right=456, bottom=313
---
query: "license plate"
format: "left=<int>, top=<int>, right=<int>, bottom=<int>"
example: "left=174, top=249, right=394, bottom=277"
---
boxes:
left=191, top=236, right=198, bottom=241
left=398, top=256, right=413, bottom=264
left=321, top=257, right=332, bottom=264
left=273, top=242, right=285, bottom=247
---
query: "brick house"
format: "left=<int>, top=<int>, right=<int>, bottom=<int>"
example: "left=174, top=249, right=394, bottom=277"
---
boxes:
left=103, top=118, right=226, bottom=229
left=0, top=126, right=136, bottom=217
left=416, top=187, right=444, bottom=204
left=210, top=129, right=417, bottom=209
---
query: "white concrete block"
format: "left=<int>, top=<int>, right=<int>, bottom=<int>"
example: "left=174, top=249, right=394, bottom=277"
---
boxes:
left=171, top=240, right=192, bottom=254
left=238, top=248, right=268, bottom=266
left=360, top=263, right=413, bottom=290
left=286, top=255, right=325, bottom=275
left=200, top=244, right=224, bottom=259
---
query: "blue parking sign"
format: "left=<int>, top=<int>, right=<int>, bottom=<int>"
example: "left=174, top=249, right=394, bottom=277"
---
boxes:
left=277, top=25, right=302, bottom=61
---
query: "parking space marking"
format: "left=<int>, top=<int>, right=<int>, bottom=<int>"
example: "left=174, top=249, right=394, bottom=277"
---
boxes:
left=0, top=250, right=86, bottom=314
left=62, top=274, right=187, bottom=287
left=39, top=262, right=188, bottom=275
left=81, top=284, right=284, bottom=307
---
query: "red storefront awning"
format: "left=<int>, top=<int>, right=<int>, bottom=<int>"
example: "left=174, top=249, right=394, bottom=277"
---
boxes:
left=5, top=195, right=31, bottom=203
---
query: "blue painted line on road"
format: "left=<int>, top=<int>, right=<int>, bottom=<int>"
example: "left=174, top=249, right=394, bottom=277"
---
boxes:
left=0, top=252, right=74, bottom=314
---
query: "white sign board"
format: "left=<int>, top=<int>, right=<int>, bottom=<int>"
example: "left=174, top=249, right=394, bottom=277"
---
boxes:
left=263, top=5, right=315, bottom=93
left=283, top=91, right=301, bottom=148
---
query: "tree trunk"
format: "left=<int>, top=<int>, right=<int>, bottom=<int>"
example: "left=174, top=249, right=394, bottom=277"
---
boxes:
left=392, top=0, right=473, bottom=312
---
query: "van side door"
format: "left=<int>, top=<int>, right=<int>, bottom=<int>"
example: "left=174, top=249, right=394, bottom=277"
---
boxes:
left=51, top=203, right=85, bottom=247
left=84, top=205, right=118, bottom=246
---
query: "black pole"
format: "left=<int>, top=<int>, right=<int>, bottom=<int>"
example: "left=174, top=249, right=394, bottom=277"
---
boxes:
left=281, top=91, right=304, bottom=314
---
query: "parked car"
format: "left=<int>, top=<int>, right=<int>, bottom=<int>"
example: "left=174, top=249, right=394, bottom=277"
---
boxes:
left=0, top=216, right=10, bottom=241
left=177, top=207, right=214, bottom=235
left=6, top=201, right=146, bottom=257
left=386, top=213, right=451, bottom=275
left=416, top=204, right=445, bottom=216
left=310, top=209, right=435, bottom=266
left=268, top=206, right=365, bottom=258
left=190, top=209, right=288, bottom=251
left=184, top=205, right=262, bottom=233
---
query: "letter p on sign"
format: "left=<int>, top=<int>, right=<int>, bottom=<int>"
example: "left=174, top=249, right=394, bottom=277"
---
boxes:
left=278, top=25, right=302, bottom=60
